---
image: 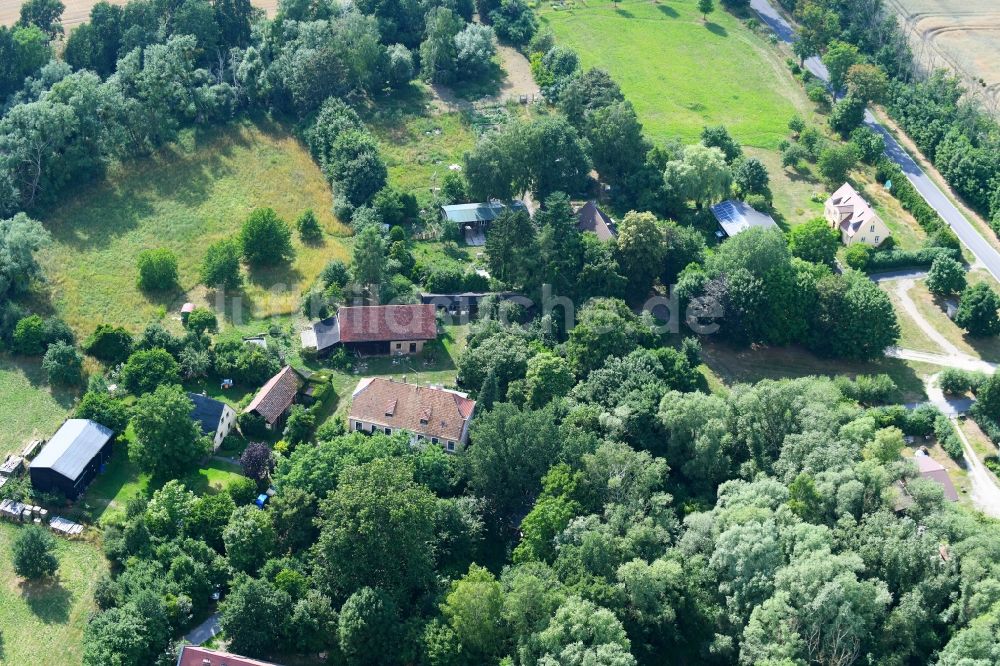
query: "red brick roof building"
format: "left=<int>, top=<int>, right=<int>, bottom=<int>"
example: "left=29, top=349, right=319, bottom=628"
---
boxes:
left=177, top=646, right=281, bottom=666
left=243, top=366, right=301, bottom=428
left=348, top=377, right=476, bottom=452
left=302, top=304, right=439, bottom=356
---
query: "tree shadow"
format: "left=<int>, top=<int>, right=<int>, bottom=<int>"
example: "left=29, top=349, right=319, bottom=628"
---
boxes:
left=0, top=354, right=81, bottom=409
left=705, top=21, right=727, bottom=36
left=655, top=3, right=678, bottom=17
left=613, top=6, right=634, bottom=17
left=20, top=577, right=72, bottom=624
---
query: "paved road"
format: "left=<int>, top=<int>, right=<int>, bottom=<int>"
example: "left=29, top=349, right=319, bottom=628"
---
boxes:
left=750, top=0, right=1000, bottom=283
left=184, top=612, right=221, bottom=646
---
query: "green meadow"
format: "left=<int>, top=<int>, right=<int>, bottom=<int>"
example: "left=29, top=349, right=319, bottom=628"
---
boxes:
left=36, top=118, right=351, bottom=336
left=540, top=0, right=812, bottom=148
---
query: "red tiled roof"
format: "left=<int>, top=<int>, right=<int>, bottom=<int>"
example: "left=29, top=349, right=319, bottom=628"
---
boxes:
left=243, top=366, right=300, bottom=425
left=349, top=378, right=475, bottom=442
left=337, top=305, right=438, bottom=343
left=177, top=645, right=280, bottom=666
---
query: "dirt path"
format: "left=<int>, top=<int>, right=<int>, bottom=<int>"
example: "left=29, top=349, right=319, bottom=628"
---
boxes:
left=894, top=278, right=963, bottom=357
left=952, top=418, right=1000, bottom=518
left=879, top=275, right=1000, bottom=514
left=428, top=43, right=540, bottom=114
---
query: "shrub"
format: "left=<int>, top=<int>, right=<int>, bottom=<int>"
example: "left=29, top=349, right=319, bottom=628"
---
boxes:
left=818, top=144, right=859, bottom=184
left=939, top=368, right=985, bottom=395
left=955, top=282, right=1000, bottom=336
left=240, top=208, right=295, bottom=266
left=850, top=126, right=885, bottom=164
left=865, top=247, right=960, bottom=272
left=121, top=348, right=180, bottom=395
left=788, top=115, right=805, bottom=135
left=934, top=415, right=963, bottom=461
left=836, top=373, right=897, bottom=404
left=227, top=476, right=258, bottom=505
left=43, top=340, right=83, bottom=385
left=829, top=94, right=866, bottom=136
left=186, top=308, right=218, bottom=335
left=83, top=325, right=134, bottom=365
left=12, top=314, right=46, bottom=355
left=321, top=259, right=351, bottom=288
left=843, top=243, right=872, bottom=270
left=136, top=248, right=179, bottom=291
left=297, top=209, right=323, bottom=244
left=201, top=238, right=243, bottom=290
left=806, top=82, right=829, bottom=106
left=925, top=255, right=966, bottom=296
left=12, top=526, right=58, bottom=579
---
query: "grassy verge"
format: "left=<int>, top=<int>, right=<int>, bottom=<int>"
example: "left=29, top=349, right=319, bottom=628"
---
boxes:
left=879, top=284, right=940, bottom=354
left=35, top=118, right=351, bottom=336
left=0, top=522, right=105, bottom=666
left=908, top=280, right=1000, bottom=363
left=0, top=356, right=76, bottom=458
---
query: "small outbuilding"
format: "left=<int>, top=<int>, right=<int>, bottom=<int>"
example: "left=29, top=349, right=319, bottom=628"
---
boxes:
left=243, top=366, right=303, bottom=430
left=913, top=452, right=959, bottom=502
left=29, top=419, right=114, bottom=499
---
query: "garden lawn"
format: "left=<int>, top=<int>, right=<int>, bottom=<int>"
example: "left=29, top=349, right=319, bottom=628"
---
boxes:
left=0, top=356, right=75, bottom=458
left=540, top=0, right=812, bottom=148
left=0, top=522, right=106, bottom=666
left=36, top=118, right=351, bottom=336
left=364, top=97, right=478, bottom=207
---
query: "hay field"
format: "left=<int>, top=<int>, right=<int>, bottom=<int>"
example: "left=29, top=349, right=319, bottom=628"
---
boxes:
left=888, top=0, right=1000, bottom=113
left=0, top=0, right=279, bottom=30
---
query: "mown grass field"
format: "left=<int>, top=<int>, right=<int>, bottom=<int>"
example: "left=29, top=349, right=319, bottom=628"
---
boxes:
left=0, top=356, right=75, bottom=458
left=36, top=118, right=351, bottom=336
left=0, top=523, right=105, bottom=666
left=540, top=0, right=812, bottom=148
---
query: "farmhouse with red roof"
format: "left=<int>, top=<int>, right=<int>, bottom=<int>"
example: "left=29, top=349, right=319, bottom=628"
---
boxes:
left=301, top=304, right=439, bottom=356
left=348, top=377, right=476, bottom=452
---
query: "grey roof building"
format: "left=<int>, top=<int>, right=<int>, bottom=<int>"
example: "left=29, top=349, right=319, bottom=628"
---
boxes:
left=29, top=419, right=115, bottom=499
left=440, top=201, right=527, bottom=227
left=188, top=393, right=238, bottom=450
left=711, top=199, right=779, bottom=238
left=575, top=201, right=617, bottom=241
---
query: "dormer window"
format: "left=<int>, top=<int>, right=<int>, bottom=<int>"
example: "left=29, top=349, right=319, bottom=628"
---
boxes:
left=384, top=399, right=397, bottom=417
left=419, top=407, right=431, bottom=425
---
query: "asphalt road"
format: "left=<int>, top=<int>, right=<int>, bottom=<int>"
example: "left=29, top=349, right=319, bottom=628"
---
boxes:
left=750, top=0, right=1000, bottom=283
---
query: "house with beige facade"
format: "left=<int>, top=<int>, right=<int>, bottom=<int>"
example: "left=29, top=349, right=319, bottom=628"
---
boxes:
left=825, top=183, right=891, bottom=247
left=348, top=377, right=476, bottom=452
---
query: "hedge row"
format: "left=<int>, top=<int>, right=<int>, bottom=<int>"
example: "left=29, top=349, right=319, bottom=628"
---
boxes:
left=866, top=246, right=961, bottom=272
left=876, top=159, right=947, bottom=234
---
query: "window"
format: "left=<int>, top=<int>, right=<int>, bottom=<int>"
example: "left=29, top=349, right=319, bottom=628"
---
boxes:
left=395, top=343, right=401, bottom=349
left=354, top=421, right=362, bottom=431
left=870, top=225, right=875, bottom=232
left=432, top=437, right=439, bottom=445
left=410, top=342, right=417, bottom=353
left=384, top=427, right=392, bottom=435
left=446, top=441, right=456, bottom=452
left=875, top=236, right=880, bottom=243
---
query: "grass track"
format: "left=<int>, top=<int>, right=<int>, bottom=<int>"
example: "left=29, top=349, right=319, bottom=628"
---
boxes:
left=36, top=118, right=351, bottom=335
left=541, top=0, right=811, bottom=148
left=0, top=523, right=105, bottom=666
